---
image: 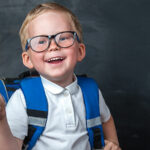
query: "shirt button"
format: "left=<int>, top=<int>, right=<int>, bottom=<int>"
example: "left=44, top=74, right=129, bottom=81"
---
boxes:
left=66, top=108, right=72, bottom=114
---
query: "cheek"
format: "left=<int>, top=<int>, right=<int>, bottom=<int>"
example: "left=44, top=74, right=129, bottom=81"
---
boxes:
left=68, top=50, right=78, bottom=62
left=68, top=46, right=80, bottom=58
left=29, top=52, right=43, bottom=65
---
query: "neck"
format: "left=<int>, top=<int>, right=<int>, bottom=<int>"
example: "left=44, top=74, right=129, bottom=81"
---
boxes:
left=42, top=74, right=75, bottom=88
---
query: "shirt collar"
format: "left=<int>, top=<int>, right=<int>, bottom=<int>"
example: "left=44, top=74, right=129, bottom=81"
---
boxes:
left=40, top=75, right=79, bottom=95
left=65, top=75, right=78, bottom=95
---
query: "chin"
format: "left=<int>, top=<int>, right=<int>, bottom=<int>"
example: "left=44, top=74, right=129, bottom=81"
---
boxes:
left=45, top=74, right=65, bottom=81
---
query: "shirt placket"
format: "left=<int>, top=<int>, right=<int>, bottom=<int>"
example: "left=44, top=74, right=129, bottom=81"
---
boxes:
left=63, top=90, right=75, bottom=128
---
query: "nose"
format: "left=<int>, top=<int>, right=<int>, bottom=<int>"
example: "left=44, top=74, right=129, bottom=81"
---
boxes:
left=47, top=38, right=59, bottom=51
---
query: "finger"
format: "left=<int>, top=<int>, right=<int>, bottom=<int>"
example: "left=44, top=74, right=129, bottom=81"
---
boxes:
left=104, top=140, right=113, bottom=150
left=104, top=139, right=109, bottom=145
left=104, top=140, right=121, bottom=150
left=112, top=145, right=120, bottom=150
left=105, top=139, right=113, bottom=148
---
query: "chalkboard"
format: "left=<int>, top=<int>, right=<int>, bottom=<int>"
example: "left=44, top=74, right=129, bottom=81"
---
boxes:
left=0, top=0, right=150, bottom=149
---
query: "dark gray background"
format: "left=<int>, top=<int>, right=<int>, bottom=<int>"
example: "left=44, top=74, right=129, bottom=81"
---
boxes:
left=0, top=0, right=150, bottom=149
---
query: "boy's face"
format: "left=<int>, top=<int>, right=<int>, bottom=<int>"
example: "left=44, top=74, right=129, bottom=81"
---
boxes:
left=22, top=11, right=85, bottom=87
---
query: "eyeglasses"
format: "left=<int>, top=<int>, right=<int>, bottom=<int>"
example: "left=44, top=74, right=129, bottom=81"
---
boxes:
left=25, top=31, right=80, bottom=52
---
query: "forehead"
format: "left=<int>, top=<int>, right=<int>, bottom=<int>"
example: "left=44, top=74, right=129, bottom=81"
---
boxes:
left=27, top=11, right=75, bottom=37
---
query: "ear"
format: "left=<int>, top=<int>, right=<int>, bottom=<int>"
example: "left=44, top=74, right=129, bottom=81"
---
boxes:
left=77, top=43, right=86, bottom=62
left=22, top=51, right=34, bottom=69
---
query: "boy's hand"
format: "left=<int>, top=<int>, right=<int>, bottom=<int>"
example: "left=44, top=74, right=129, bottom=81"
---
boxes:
left=104, top=140, right=121, bottom=150
left=0, top=94, right=6, bottom=120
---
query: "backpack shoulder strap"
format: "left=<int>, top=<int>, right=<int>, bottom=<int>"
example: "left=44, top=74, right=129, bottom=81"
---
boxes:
left=77, top=76, right=100, bottom=119
left=77, top=76, right=105, bottom=149
left=0, top=70, right=39, bottom=104
left=0, top=78, right=20, bottom=103
left=20, top=77, right=48, bottom=150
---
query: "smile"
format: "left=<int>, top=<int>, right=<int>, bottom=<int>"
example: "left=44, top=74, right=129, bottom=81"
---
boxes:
left=46, top=57, right=65, bottom=63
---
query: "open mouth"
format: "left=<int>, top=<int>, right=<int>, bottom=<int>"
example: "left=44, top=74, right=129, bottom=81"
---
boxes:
left=46, top=57, right=65, bottom=64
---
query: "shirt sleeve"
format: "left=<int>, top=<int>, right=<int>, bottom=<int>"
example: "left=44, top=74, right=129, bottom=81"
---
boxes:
left=99, top=89, right=111, bottom=123
left=6, top=89, right=28, bottom=140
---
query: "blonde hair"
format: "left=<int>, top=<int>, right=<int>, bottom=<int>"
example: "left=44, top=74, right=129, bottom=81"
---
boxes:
left=19, top=2, right=83, bottom=51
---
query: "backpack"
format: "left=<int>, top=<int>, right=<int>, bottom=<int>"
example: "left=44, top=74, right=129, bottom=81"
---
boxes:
left=0, top=71, right=105, bottom=150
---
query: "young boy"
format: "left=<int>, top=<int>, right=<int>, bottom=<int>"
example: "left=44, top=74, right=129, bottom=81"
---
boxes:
left=0, top=2, right=121, bottom=150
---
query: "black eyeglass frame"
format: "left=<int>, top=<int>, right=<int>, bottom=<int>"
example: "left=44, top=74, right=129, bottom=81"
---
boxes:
left=25, top=31, right=81, bottom=52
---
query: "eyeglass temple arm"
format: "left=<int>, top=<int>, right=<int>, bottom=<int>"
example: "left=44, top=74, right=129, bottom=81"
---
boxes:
left=25, top=40, right=29, bottom=51
left=75, top=33, right=81, bottom=43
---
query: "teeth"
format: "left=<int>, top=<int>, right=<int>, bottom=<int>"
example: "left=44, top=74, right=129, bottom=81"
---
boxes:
left=48, top=57, right=63, bottom=62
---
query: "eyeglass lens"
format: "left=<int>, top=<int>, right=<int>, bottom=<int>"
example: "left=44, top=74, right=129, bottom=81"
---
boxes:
left=30, top=32, right=75, bottom=52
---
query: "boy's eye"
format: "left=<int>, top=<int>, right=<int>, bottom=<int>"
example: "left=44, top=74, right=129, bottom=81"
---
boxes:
left=38, top=40, right=47, bottom=44
left=59, top=36, right=68, bottom=41
left=59, top=35, right=73, bottom=42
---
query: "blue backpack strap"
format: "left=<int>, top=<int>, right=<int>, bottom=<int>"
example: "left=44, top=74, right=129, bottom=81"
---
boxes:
left=77, top=76, right=105, bottom=149
left=0, top=71, right=39, bottom=104
left=20, top=77, right=48, bottom=150
left=0, top=78, right=20, bottom=103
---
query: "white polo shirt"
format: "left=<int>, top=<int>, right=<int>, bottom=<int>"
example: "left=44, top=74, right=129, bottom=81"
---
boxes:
left=6, top=75, right=110, bottom=150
